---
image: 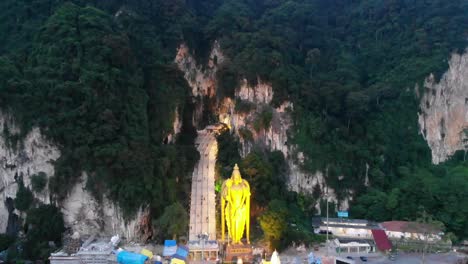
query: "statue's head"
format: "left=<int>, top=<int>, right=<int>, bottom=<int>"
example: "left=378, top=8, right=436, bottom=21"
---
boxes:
left=231, top=164, right=242, bottom=184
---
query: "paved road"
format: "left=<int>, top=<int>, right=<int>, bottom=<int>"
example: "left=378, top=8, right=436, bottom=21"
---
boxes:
left=189, top=129, right=218, bottom=241
left=367, top=252, right=466, bottom=264
left=278, top=247, right=467, bottom=264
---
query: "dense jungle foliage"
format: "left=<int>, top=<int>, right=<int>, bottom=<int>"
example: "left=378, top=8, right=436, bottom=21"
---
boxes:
left=0, top=0, right=467, bottom=259
left=211, top=0, right=468, bottom=244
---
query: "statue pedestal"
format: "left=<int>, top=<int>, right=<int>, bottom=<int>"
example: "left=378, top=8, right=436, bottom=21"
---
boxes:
left=225, top=244, right=253, bottom=263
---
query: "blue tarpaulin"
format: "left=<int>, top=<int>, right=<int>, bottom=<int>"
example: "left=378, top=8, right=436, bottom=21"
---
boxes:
left=163, top=240, right=178, bottom=257
left=173, top=245, right=189, bottom=260
left=117, top=251, right=148, bottom=264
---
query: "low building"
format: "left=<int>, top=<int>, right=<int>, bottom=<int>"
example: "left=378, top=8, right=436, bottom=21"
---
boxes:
left=330, top=238, right=375, bottom=254
left=314, top=217, right=381, bottom=239
left=381, top=221, right=443, bottom=241
left=380, top=221, right=452, bottom=253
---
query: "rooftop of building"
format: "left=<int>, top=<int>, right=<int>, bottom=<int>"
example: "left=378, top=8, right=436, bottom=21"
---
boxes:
left=371, top=229, right=392, bottom=251
left=381, top=221, right=443, bottom=234
left=323, top=223, right=378, bottom=230
left=313, top=217, right=380, bottom=228
left=336, top=237, right=375, bottom=244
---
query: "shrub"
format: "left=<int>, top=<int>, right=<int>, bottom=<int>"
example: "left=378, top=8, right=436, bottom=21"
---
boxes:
left=31, top=172, right=47, bottom=192
left=238, top=127, right=253, bottom=141
left=235, top=99, right=255, bottom=114
left=25, top=204, right=65, bottom=260
left=253, top=107, right=273, bottom=132
left=14, top=181, right=34, bottom=211
left=0, top=234, right=14, bottom=251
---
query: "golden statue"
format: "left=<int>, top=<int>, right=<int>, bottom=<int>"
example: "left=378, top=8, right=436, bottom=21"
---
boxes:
left=221, top=164, right=251, bottom=244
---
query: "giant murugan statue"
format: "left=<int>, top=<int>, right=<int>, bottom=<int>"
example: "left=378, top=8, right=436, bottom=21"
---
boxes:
left=221, top=164, right=251, bottom=244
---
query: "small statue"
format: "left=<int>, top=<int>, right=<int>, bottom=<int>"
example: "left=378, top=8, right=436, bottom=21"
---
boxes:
left=270, top=250, right=281, bottom=264
left=221, top=164, right=251, bottom=244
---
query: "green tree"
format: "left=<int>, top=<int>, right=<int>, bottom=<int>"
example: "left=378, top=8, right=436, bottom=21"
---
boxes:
left=0, top=234, right=13, bottom=251
left=14, top=180, right=33, bottom=211
left=157, top=202, right=188, bottom=240
left=216, top=130, right=241, bottom=178
left=258, top=200, right=288, bottom=250
left=241, top=151, right=286, bottom=207
left=25, top=204, right=65, bottom=260
left=349, top=190, right=389, bottom=221
left=385, top=188, right=400, bottom=212
left=253, top=107, right=273, bottom=132
left=31, top=172, right=47, bottom=192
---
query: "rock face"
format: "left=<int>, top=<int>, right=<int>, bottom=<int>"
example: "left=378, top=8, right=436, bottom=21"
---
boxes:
left=61, top=173, right=150, bottom=240
left=237, top=79, right=274, bottom=104
left=175, top=41, right=224, bottom=98
left=175, top=41, right=225, bottom=127
left=0, top=112, right=147, bottom=240
left=175, top=44, right=292, bottom=157
left=0, top=113, right=60, bottom=234
left=216, top=78, right=293, bottom=160
left=165, top=107, right=182, bottom=144
left=287, top=153, right=352, bottom=212
left=418, top=50, right=468, bottom=164
left=175, top=42, right=347, bottom=210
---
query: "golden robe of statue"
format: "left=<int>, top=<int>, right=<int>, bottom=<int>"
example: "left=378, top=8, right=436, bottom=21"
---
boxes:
left=221, top=164, right=251, bottom=244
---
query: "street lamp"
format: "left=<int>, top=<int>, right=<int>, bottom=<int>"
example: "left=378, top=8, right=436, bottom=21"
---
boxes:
left=198, top=233, right=209, bottom=264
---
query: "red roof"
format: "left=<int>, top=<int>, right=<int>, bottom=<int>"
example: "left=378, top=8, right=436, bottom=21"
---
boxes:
left=381, top=221, right=408, bottom=232
left=381, top=221, right=441, bottom=234
left=371, top=229, right=392, bottom=251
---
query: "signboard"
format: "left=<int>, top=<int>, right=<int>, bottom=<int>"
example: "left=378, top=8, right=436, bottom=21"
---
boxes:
left=337, top=211, right=349, bottom=218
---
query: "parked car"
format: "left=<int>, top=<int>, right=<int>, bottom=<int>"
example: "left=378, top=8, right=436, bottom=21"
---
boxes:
left=346, top=256, right=353, bottom=260
left=359, top=256, right=368, bottom=262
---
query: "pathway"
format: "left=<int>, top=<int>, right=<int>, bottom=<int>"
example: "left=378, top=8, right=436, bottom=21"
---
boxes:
left=189, top=128, right=218, bottom=241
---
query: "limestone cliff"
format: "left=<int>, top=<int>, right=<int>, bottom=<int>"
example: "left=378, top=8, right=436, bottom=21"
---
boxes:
left=218, top=79, right=292, bottom=158
left=61, top=173, right=150, bottom=240
left=175, top=42, right=347, bottom=209
left=165, top=107, right=182, bottom=144
left=0, top=113, right=59, bottom=234
left=175, top=41, right=225, bottom=127
left=175, top=43, right=291, bottom=157
left=418, top=50, right=468, bottom=164
left=175, top=41, right=224, bottom=98
left=0, top=113, right=147, bottom=240
left=287, top=152, right=352, bottom=211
